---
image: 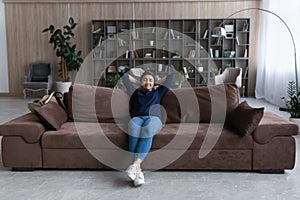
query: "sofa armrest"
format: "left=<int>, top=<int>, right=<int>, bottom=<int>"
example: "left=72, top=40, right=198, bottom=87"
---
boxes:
left=253, top=112, right=298, bottom=144
left=0, top=113, right=46, bottom=143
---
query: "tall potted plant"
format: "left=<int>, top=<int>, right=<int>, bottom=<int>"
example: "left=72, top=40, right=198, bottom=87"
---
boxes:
left=43, top=17, right=83, bottom=93
left=282, top=81, right=300, bottom=129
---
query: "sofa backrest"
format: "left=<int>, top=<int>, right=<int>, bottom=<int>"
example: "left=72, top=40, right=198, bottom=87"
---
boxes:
left=161, top=84, right=239, bottom=123
left=68, top=84, right=129, bottom=123
left=68, top=83, right=239, bottom=123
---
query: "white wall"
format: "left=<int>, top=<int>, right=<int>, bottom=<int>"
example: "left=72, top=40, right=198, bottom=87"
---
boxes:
left=0, top=0, right=9, bottom=93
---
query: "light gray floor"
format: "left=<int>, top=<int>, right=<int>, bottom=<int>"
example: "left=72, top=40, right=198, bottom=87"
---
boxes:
left=0, top=97, right=299, bottom=200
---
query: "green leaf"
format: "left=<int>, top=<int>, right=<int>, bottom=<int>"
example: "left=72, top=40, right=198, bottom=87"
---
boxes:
left=56, top=50, right=60, bottom=57
left=69, top=17, right=74, bottom=25
left=49, top=25, right=55, bottom=33
left=54, top=29, right=62, bottom=35
left=71, top=44, right=76, bottom=51
left=42, top=28, right=50, bottom=32
left=71, top=23, right=77, bottom=29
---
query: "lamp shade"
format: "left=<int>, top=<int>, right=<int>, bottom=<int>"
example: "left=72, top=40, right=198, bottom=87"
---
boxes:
left=212, top=27, right=226, bottom=38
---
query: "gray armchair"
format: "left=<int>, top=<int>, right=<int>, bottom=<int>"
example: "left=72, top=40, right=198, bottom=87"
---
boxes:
left=23, top=62, right=53, bottom=98
left=214, top=67, right=242, bottom=88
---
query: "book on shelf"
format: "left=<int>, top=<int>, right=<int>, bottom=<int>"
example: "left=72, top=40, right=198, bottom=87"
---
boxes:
left=242, top=23, right=249, bottom=32
left=203, top=29, right=208, bottom=39
left=244, top=66, right=249, bottom=78
left=215, top=38, right=222, bottom=45
left=131, top=31, right=139, bottom=39
left=164, top=65, right=170, bottom=72
left=152, top=50, right=156, bottom=58
left=210, top=48, right=213, bottom=58
left=118, top=38, right=128, bottom=46
left=190, top=24, right=196, bottom=32
left=188, top=49, right=195, bottom=58
left=97, top=36, right=103, bottom=46
left=244, top=48, right=248, bottom=57
left=93, top=27, right=102, bottom=34
left=163, top=31, right=168, bottom=39
left=201, top=79, right=207, bottom=85
left=93, top=49, right=98, bottom=58
left=170, top=29, right=175, bottom=39
left=131, top=50, right=139, bottom=59
left=183, top=67, right=189, bottom=79
left=235, top=36, right=240, bottom=45
left=99, top=49, right=103, bottom=58
left=134, top=50, right=139, bottom=58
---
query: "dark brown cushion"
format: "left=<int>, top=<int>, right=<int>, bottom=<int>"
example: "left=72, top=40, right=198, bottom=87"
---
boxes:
left=161, top=84, right=239, bottom=123
left=226, top=101, right=264, bottom=136
left=34, top=102, right=68, bottom=130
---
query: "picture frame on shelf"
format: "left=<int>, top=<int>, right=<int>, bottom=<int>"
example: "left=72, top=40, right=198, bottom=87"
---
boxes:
left=107, top=26, right=116, bottom=34
left=224, top=25, right=234, bottom=32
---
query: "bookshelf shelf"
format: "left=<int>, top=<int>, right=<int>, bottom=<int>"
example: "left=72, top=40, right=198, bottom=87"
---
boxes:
left=91, top=18, right=250, bottom=95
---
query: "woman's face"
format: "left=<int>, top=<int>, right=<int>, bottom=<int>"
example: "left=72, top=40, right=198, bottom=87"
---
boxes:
left=141, top=74, right=155, bottom=90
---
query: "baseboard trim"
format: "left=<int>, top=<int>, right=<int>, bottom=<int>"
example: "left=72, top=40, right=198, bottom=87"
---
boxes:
left=258, top=170, right=285, bottom=174
left=12, top=167, right=35, bottom=171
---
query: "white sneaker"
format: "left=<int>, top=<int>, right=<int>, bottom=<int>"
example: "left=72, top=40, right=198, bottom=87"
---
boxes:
left=126, top=164, right=138, bottom=181
left=134, top=171, right=145, bottom=187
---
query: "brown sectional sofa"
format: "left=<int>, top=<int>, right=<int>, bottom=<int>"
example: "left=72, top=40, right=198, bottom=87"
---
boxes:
left=0, top=83, right=298, bottom=173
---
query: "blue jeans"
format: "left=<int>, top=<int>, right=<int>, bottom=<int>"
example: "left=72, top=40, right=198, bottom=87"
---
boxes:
left=128, top=116, right=162, bottom=161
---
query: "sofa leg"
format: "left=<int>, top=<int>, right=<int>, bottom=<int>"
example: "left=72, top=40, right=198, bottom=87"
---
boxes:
left=12, top=168, right=34, bottom=171
left=259, top=170, right=284, bottom=174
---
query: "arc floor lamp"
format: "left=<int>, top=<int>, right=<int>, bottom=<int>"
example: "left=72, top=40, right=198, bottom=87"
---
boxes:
left=211, top=7, right=298, bottom=92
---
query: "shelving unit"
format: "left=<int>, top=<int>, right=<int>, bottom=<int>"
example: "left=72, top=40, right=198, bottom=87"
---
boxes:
left=91, top=18, right=250, bottom=96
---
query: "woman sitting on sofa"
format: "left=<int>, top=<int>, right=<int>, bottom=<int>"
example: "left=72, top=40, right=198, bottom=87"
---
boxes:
left=122, top=69, right=175, bottom=187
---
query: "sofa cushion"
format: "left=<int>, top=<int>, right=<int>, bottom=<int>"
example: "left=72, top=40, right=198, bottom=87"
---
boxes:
left=34, top=102, right=68, bottom=130
left=41, top=122, right=128, bottom=149
left=226, top=101, right=264, bottom=136
left=0, top=113, right=45, bottom=143
left=68, top=84, right=130, bottom=123
left=153, top=123, right=253, bottom=150
left=253, top=112, right=298, bottom=144
left=41, top=122, right=253, bottom=151
left=161, top=84, right=239, bottom=123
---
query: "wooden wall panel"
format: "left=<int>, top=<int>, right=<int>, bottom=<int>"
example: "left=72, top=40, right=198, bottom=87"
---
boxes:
left=4, top=0, right=261, bottom=3
left=4, top=3, right=68, bottom=96
left=2, top=0, right=260, bottom=96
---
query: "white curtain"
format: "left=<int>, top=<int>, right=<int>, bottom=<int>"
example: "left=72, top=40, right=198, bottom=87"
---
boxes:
left=255, top=0, right=300, bottom=107
left=0, top=0, right=9, bottom=93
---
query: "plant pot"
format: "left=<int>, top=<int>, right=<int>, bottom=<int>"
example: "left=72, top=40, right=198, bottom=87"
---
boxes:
left=56, top=81, right=72, bottom=94
left=289, top=117, right=300, bottom=132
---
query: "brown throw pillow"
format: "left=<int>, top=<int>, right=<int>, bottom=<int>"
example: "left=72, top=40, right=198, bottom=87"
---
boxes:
left=226, top=101, right=264, bottom=136
left=34, top=102, right=68, bottom=130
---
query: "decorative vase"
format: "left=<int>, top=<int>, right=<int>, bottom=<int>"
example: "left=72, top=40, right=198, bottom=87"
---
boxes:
left=289, top=117, right=300, bottom=132
left=56, top=81, right=72, bottom=94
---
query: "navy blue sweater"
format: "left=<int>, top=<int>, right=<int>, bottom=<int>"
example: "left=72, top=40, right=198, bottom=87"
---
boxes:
left=122, top=73, right=175, bottom=120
